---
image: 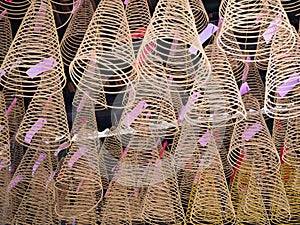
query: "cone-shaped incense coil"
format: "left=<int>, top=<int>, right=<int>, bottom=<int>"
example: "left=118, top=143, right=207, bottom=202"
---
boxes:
left=141, top=157, right=185, bottom=225
left=128, top=186, right=147, bottom=223
left=185, top=136, right=235, bottom=225
left=13, top=152, right=56, bottom=225
left=16, top=88, right=70, bottom=151
left=189, top=0, right=209, bottom=34
left=0, top=92, right=10, bottom=169
left=125, top=0, right=151, bottom=56
left=137, top=0, right=211, bottom=93
left=281, top=0, right=300, bottom=13
left=69, top=0, right=136, bottom=109
left=265, top=28, right=300, bottom=119
left=60, top=0, right=95, bottom=66
left=228, top=95, right=280, bottom=174
left=118, top=77, right=179, bottom=138
left=272, top=118, right=288, bottom=155
left=0, top=16, right=12, bottom=66
left=0, top=0, right=66, bottom=97
left=217, top=0, right=295, bottom=61
left=0, top=0, right=30, bottom=20
left=55, top=98, right=103, bottom=219
left=219, top=0, right=229, bottom=19
left=282, top=116, right=300, bottom=166
left=280, top=164, right=300, bottom=224
left=184, top=44, right=246, bottom=127
left=0, top=167, right=13, bottom=224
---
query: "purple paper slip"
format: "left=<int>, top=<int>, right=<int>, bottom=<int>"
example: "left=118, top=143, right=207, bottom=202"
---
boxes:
left=199, top=23, right=219, bottom=44
left=123, top=101, right=148, bottom=127
left=242, top=122, right=263, bottom=140
left=0, top=125, right=4, bottom=132
left=71, top=0, right=81, bottom=14
left=5, top=98, right=17, bottom=116
left=242, top=64, right=249, bottom=82
left=0, top=70, right=5, bottom=77
left=124, top=0, right=129, bottom=4
left=45, top=171, right=56, bottom=188
left=240, top=82, right=251, bottom=95
left=32, top=153, right=47, bottom=176
left=8, top=174, right=23, bottom=190
left=277, top=72, right=300, bottom=98
left=198, top=129, right=211, bottom=147
left=54, top=142, right=69, bottom=156
left=26, top=57, right=57, bottom=78
left=68, top=146, right=88, bottom=168
left=24, top=118, right=47, bottom=144
left=178, top=92, right=200, bottom=120
left=0, top=9, right=7, bottom=20
left=263, top=14, right=282, bottom=44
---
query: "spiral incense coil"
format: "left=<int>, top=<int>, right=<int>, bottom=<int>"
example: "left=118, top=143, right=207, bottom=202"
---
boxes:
left=189, top=0, right=209, bottom=34
left=219, top=0, right=229, bottom=19
left=63, top=211, right=100, bottom=225
left=272, top=118, right=288, bottom=155
left=55, top=99, right=103, bottom=219
left=0, top=16, right=12, bottom=66
left=0, top=92, right=10, bottom=170
left=282, top=116, right=300, bottom=166
left=128, top=186, right=147, bottom=223
left=10, top=142, right=24, bottom=174
left=137, top=0, right=211, bottom=93
left=13, top=153, right=57, bottom=225
left=217, top=0, right=296, bottom=62
left=281, top=0, right=300, bottom=13
left=50, top=0, right=75, bottom=15
left=60, top=0, right=95, bottom=66
left=228, top=95, right=280, bottom=174
left=265, top=28, right=300, bottom=119
left=15, top=88, right=70, bottom=151
left=141, top=158, right=185, bottom=225
left=280, top=164, right=300, bottom=224
left=125, top=0, right=151, bottom=56
left=69, top=0, right=136, bottom=109
left=0, top=0, right=30, bottom=20
left=0, top=167, right=13, bottom=225
left=0, top=0, right=66, bottom=97
left=184, top=44, right=246, bottom=127
left=185, top=138, right=235, bottom=225
left=118, top=77, right=179, bottom=138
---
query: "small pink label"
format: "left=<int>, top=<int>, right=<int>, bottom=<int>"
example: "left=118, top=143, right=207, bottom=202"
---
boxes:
left=138, top=43, right=155, bottom=66
left=198, top=129, right=211, bottom=146
left=24, top=118, right=47, bottom=143
left=124, top=0, right=129, bottom=5
left=0, top=9, right=7, bottom=21
left=32, top=153, right=47, bottom=176
left=159, top=141, right=168, bottom=158
left=71, top=0, right=81, bottom=14
left=8, top=174, right=23, bottom=190
left=68, top=146, right=88, bottom=168
left=242, top=122, right=262, bottom=140
left=178, top=92, right=200, bottom=121
left=45, top=171, right=56, bottom=188
left=26, top=57, right=57, bottom=78
left=5, top=98, right=17, bottom=116
left=277, top=72, right=300, bottom=98
left=76, top=180, right=84, bottom=192
left=0, top=125, right=4, bottom=132
left=263, top=14, right=282, bottom=44
left=54, top=142, right=69, bottom=156
left=131, top=27, right=146, bottom=39
left=123, top=101, right=148, bottom=127
left=240, top=82, right=251, bottom=95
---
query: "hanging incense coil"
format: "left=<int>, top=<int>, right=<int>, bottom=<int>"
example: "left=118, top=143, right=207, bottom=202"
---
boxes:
left=265, top=28, right=300, bottom=119
left=282, top=116, right=300, bottom=166
left=189, top=0, right=209, bottom=34
left=69, top=0, right=136, bottom=109
left=228, top=95, right=280, bottom=174
left=128, top=186, right=147, bottom=224
left=137, top=0, right=211, bottom=93
left=0, top=167, right=13, bottom=224
left=0, top=92, right=10, bottom=170
left=184, top=43, right=246, bottom=127
left=0, top=16, right=12, bottom=66
left=55, top=98, right=103, bottom=219
left=118, top=77, right=179, bottom=138
left=16, top=87, right=70, bottom=152
left=281, top=0, right=300, bottom=13
left=272, top=118, right=288, bottom=155
left=60, top=0, right=95, bottom=66
left=0, top=0, right=30, bottom=20
left=217, top=0, right=296, bottom=62
left=0, top=0, right=66, bottom=97
left=125, top=0, right=151, bottom=56
left=13, top=152, right=57, bottom=225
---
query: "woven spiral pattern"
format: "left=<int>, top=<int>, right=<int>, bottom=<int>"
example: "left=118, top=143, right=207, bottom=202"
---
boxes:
left=0, top=0, right=30, bottom=20
left=0, top=16, right=12, bottom=66
left=0, top=92, right=10, bottom=169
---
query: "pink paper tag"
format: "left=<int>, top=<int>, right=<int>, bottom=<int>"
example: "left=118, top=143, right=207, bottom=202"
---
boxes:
left=34, top=3, right=46, bottom=32
left=24, top=118, right=47, bottom=143
left=240, top=82, right=251, bottom=95
left=32, top=153, right=47, bottom=176
left=159, top=141, right=168, bottom=158
left=71, top=0, right=81, bottom=14
left=256, top=10, right=265, bottom=24
left=138, top=43, right=155, bottom=66
left=54, top=142, right=69, bottom=156
left=124, top=0, right=129, bottom=4
left=263, top=14, right=282, bottom=44
left=0, top=70, right=6, bottom=77
left=5, top=0, right=12, bottom=2
left=242, top=122, right=263, bottom=140
left=131, top=27, right=146, bottom=39
left=198, top=129, right=211, bottom=146
left=123, top=101, right=148, bottom=127
left=68, top=146, right=88, bottom=168
left=277, top=72, right=300, bottom=98
left=0, top=125, right=4, bottom=132
left=178, top=92, right=200, bottom=121
left=76, top=180, right=84, bottom=192
left=45, top=171, right=56, bottom=188
left=8, top=174, right=23, bottom=190
left=0, top=9, right=7, bottom=20
left=5, top=98, right=17, bottom=116
left=26, top=57, right=57, bottom=78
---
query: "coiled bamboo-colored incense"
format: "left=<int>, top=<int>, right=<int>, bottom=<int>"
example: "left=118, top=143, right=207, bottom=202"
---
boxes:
left=189, top=0, right=209, bottom=34
left=272, top=118, right=288, bottom=155
left=217, top=0, right=296, bottom=62
left=228, top=95, right=280, bottom=174
left=15, top=88, right=70, bottom=152
left=219, top=0, right=229, bottom=19
left=60, top=0, right=94, bottom=66
left=137, top=0, right=211, bottom=93
left=281, top=0, right=300, bottom=13
left=55, top=98, right=103, bottom=219
left=184, top=43, right=246, bottom=127
left=125, top=0, right=151, bottom=57
left=265, top=27, right=300, bottom=119
left=0, top=16, right=12, bottom=67
left=282, top=116, right=300, bottom=166
left=0, top=0, right=30, bottom=20
left=185, top=136, right=235, bottom=225
left=69, top=0, right=136, bottom=109
left=0, top=167, right=13, bottom=225
left=0, top=0, right=66, bottom=97
left=0, top=92, right=10, bottom=170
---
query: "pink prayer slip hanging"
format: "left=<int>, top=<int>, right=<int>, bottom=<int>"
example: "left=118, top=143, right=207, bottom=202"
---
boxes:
left=178, top=92, right=200, bottom=121
left=137, top=42, right=155, bottom=67
left=123, top=100, right=148, bottom=127
left=277, top=72, right=300, bottom=98
left=124, top=0, right=129, bottom=4
left=71, top=0, right=81, bottom=14
left=0, top=70, right=5, bottom=77
left=5, top=98, right=17, bottom=116
left=68, top=146, right=88, bottom=168
left=263, top=13, right=282, bottom=44
left=26, top=57, right=57, bottom=78
left=131, top=27, right=147, bottom=39
left=242, top=56, right=251, bottom=82
left=32, top=153, right=47, bottom=176
left=240, top=82, right=251, bottom=95
left=242, top=122, right=262, bottom=140
left=198, top=129, right=211, bottom=147
left=8, top=174, right=23, bottom=191
left=0, top=9, right=7, bottom=20
left=24, top=118, right=47, bottom=143
left=45, top=171, right=56, bottom=188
